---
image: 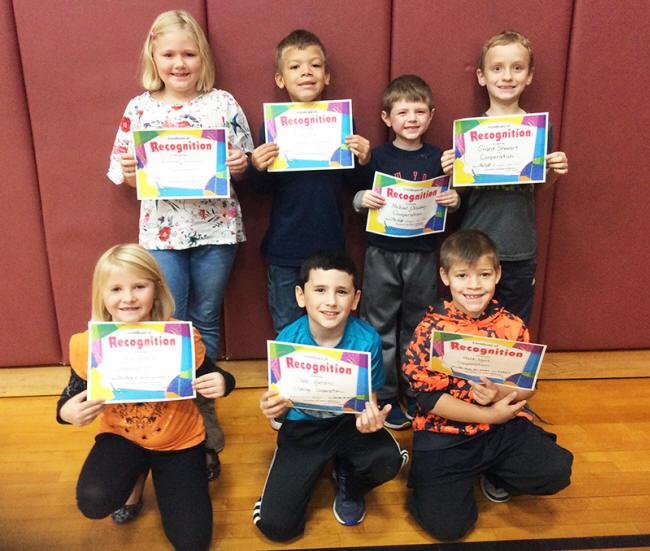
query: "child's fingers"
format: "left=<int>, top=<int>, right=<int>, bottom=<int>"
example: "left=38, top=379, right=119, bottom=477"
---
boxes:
left=545, top=152, right=569, bottom=173
left=259, top=391, right=287, bottom=416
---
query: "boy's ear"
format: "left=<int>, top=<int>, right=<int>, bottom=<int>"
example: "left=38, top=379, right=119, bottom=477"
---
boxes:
left=324, top=71, right=331, bottom=86
left=439, top=267, right=450, bottom=287
left=295, top=285, right=305, bottom=308
left=430, top=107, right=436, bottom=119
left=380, top=110, right=392, bottom=128
left=351, top=289, right=361, bottom=311
left=495, top=265, right=502, bottom=285
left=476, top=68, right=487, bottom=87
left=525, top=69, right=534, bottom=86
left=274, top=72, right=286, bottom=90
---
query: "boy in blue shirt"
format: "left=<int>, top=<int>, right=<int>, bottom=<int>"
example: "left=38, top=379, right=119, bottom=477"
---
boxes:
left=354, top=75, right=460, bottom=429
left=441, top=31, right=569, bottom=323
left=254, top=251, right=407, bottom=541
left=246, top=30, right=371, bottom=335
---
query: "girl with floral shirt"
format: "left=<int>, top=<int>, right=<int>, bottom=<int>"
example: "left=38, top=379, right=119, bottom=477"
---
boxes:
left=107, top=10, right=253, bottom=511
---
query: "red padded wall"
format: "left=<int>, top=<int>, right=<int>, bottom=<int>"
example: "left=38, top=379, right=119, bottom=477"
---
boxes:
left=13, top=1, right=203, bottom=362
left=209, top=0, right=391, bottom=358
left=390, top=0, right=573, bottom=340
left=3, top=1, right=650, bottom=366
left=0, top=0, right=60, bottom=365
left=538, top=0, right=650, bottom=349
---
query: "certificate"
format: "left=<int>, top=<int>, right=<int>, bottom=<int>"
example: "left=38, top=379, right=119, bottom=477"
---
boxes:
left=87, top=321, right=196, bottom=403
left=431, top=331, right=546, bottom=390
left=267, top=340, right=371, bottom=413
left=453, top=112, right=548, bottom=187
left=263, top=99, right=354, bottom=171
left=366, top=172, right=449, bottom=237
left=133, top=128, right=229, bottom=199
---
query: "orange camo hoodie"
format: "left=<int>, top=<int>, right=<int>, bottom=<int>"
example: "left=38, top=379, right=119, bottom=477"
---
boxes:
left=403, top=299, right=529, bottom=438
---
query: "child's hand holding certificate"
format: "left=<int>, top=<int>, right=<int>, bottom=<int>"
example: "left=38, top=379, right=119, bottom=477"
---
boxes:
left=268, top=340, right=371, bottom=413
left=263, top=100, right=354, bottom=171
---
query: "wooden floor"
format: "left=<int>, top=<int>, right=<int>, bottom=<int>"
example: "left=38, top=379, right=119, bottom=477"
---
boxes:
left=1, top=375, right=649, bottom=550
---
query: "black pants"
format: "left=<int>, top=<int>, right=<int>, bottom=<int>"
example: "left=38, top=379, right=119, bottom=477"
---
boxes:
left=254, top=415, right=405, bottom=541
left=76, top=433, right=212, bottom=551
left=495, top=258, right=537, bottom=324
left=408, top=418, right=573, bottom=541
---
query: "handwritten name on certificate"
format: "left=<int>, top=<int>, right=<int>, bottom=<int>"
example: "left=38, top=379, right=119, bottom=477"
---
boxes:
left=431, top=331, right=546, bottom=390
left=134, top=128, right=229, bottom=199
left=87, top=321, right=196, bottom=403
left=267, top=341, right=371, bottom=413
left=366, top=172, right=449, bottom=237
left=263, top=100, right=354, bottom=171
left=453, top=112, right=548, bottom=187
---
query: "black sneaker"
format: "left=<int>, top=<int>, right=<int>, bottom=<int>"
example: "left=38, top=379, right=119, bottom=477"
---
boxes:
left=479, top=475, right=511, bottom=503
left=405, top=397, right=417, bottom=421
left=111, top=498, right=143, bottom=524
left=332, top=460, right=365, bottom=525
left=381, top=399, right=411, bottom=430
left=206, top=450, right=221, bottom=482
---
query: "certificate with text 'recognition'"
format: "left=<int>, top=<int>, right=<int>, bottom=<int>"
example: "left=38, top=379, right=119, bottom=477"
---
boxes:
left=366, top=172, right=449, bottom=237
left=267, top=340, right=371, bottom=413
left=134, top=128, right=229, bottom=199
left=453, top=112, right=548, bottom=187
left=431, top=331, right=546, bottom=390
left=263, top=100, right=354, bottom=171
left=88, top=321, right=196, bottom=403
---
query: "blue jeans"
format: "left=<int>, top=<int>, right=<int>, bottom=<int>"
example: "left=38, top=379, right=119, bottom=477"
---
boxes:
left=150, top=244, right=238, bottom=362
left=267, top=264, right=304, bottom=335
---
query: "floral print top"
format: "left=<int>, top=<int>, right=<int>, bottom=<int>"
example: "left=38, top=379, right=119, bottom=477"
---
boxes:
left=107, top=89, right=253, bottom=250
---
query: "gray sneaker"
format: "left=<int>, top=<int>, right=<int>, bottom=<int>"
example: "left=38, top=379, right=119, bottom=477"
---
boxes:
left=479, top=475, right=511, bottom=503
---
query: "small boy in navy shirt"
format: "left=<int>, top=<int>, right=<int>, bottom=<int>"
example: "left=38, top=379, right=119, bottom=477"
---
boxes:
left=354, top=75, right=459, bottom=429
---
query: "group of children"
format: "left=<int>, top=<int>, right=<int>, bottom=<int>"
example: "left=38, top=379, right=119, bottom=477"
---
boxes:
left=56, top=9, right=573, bottom=550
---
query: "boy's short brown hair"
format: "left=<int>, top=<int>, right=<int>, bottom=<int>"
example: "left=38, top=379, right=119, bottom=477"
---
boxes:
left=382, top=74, right=434, bottom=113
left=478, top=30, right=534, bottom=71
left=275, top=29, right=327, bottom=72
left=439, top=230, right=500, bottom=273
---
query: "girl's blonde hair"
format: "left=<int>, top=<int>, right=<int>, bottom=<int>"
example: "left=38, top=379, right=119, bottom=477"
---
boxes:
left=91, top=244, right=175, bottom=322
left=141, top=10, right=215, bottom=94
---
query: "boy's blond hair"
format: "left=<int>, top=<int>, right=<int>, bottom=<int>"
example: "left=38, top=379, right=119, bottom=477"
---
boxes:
left=439, top=230, right=500, bottom=273
left=478, top=30, right=534, bottom=71
left=275, top=29, right=327, bottom=72
left=91, top=244, right=175, bottom=322
left=141, top=10, right=215, bottom=94
left=382, top=74, right=434, bottom=113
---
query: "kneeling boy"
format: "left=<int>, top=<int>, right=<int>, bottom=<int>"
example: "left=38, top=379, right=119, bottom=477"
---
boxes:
left=403, top=229, right=573, bottom=541
left=255, top=251, right=407, bottom=541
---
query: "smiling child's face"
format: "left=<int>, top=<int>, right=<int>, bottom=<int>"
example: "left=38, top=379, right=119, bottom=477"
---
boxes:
left=477, top=42, right=533, bottom=107
left=440, top=255, right=501, bottom=318
left=102, top=266, right=155, bottom=323
left=295, top=268, right=360, bottom=338
left=275, top=45, right=330, bottom=103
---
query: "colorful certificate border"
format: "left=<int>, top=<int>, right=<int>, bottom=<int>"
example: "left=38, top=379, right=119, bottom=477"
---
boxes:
left=134, top=128, right=229, bottom=199
left=263, top=99, right=354, bottom=171
left=366, top=172, right=449, bottom=237
left=88, top=321, right=195, bottom=403
left=267, top=340, right=371, bottom=413
left=431, top=331, right=546, bottom=390
left=453, top=112, right=548, bottom=187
